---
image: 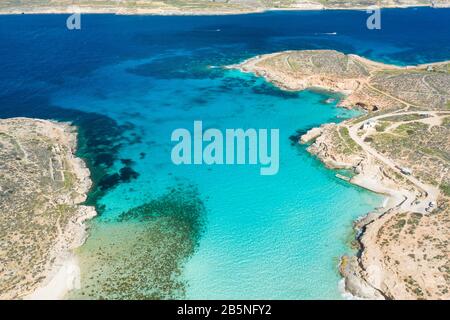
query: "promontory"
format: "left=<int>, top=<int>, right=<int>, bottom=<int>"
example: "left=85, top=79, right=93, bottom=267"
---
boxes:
left=231, top=49, right=450, bottom=299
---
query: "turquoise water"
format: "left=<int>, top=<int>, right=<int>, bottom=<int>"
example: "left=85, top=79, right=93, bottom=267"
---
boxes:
left=1, top=9, right=449, bottom=299
left=53, top=63, right=381, bottom=299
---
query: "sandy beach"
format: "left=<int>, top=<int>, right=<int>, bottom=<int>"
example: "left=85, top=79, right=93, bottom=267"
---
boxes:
left=24, top=204, right=96, bottom=300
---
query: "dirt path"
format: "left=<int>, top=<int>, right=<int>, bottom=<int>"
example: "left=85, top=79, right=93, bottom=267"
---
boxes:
left=347, top=110, right=450, bottom=214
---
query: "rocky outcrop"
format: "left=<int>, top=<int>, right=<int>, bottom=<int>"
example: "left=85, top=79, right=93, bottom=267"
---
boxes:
left=245, top=50, right=450, bottom=299
left=0, top=118, right=96, bottom=299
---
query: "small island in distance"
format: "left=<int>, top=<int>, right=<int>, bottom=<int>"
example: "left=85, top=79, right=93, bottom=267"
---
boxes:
left=1, top=0, right=450, bottom=15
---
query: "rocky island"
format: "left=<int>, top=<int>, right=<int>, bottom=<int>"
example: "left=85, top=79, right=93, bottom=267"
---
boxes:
left=232, top=50, right=450, bottom=299
left=0, top=118, right=96, bottom=299
left=1, top=0, right=450, bottom=15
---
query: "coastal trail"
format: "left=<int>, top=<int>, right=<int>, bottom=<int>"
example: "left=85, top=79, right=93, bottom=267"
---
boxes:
left=346, top=110, right=450, bottom=214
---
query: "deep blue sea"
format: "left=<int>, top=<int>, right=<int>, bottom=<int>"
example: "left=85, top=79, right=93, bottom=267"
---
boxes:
left=1, top=8, right=449, bottom=299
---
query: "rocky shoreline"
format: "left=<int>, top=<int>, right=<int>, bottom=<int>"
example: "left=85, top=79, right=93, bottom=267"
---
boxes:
left=230, top=50, right=450, bottom=299
left=0, top=118, right=96, bottom=299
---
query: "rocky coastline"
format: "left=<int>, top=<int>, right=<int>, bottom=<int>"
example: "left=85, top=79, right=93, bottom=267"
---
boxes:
left=231, top=50, right=450, bottom=299
left=0, top=118, right=96, bottom=299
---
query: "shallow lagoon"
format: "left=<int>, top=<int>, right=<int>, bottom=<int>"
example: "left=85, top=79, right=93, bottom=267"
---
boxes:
left=59, top=65, right=381, bottom=299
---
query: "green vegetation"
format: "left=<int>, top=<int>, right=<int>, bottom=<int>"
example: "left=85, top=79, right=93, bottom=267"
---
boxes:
left=63, top=171, right=76, bottom=190
left=383, top=114, right=430, bottom=122
left=393, top=219, right=406, bottom=230
left=375, top=121, right=390, bottom=132
left=338, top=127, right=361, bottom=154
left=394, top=122, right=429, bottom=136
left=440, top=183, right=450, bottom=197
left=443, top=116, right=450, bottom=126
left=404, top=276, right=424, bottom=298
